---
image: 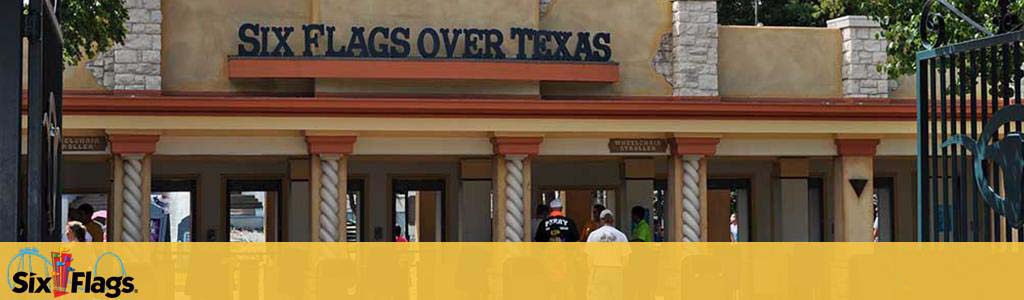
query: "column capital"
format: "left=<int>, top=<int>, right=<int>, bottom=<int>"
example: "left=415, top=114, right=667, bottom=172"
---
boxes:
left=669, top=137, right=719, bottom=156
left=491, top=136, right=543, bottom=156
left=826, top=15, right=880, bottom=29
left=306, top=135, right=357, bottom=155
left=108, top=135, right=160, bottom=155
left=835, top=138, right=879, bottom=156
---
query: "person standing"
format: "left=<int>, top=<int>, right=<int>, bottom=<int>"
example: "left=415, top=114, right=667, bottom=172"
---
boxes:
left=579, top=204, right=606, bottom=242
left=65, top=221, right=88, bottom=242
left=534, top=199, right=580, bottom=242
left=585, top=210, right=630, bottom=300
left=76, top=204, right=105, bottom=242
left=630, top=206, right=653, bottom=242
left=394, top=225, right=409, bottom=242
left=586, top=210, right=628, bottom=242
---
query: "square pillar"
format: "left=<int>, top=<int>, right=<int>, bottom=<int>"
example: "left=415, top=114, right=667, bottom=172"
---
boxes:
left=827, top=16, right=889, bottom=98
left=108, top=134, right=160, bottom=242
left=672, top=0, right=719, bottom=97
left=833, top=139, right=879, bottom=241
left=491, top=136, right=542, bottom=242
left=306, top=134, right=357, bottom=242
left=459, top=159, right=493, bottom=241
left=668, top=136, right=718, bottom=242
left=777, top=158, right=810, bottom=241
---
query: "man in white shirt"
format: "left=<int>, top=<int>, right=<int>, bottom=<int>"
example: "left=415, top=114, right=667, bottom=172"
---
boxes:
left=587, top=210, right=628, bottom=242
left=585, top=209, right=629, bottom=300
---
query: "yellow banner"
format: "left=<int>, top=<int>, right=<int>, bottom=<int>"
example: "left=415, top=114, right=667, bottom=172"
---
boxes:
left=2, top=243, right=1020, bottom=299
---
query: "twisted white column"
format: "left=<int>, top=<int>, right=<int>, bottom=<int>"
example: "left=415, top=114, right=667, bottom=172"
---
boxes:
left=318, top=154, right=342, bottom=242
left=681, top=155, right=701, bottom=242
left=121, top=155, right=144, bottom=242
left=504, top=155, right=526, bottom=242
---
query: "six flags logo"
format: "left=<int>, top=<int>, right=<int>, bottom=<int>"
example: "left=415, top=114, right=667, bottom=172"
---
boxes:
left=7, top=248, right=136, bottom=298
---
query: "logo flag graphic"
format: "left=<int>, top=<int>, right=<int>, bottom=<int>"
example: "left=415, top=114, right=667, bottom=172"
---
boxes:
left=50, top=249, right=72, bottom=298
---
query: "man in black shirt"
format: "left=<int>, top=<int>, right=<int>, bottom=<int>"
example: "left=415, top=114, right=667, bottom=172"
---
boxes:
left=533, top=199, right=579, bottom=242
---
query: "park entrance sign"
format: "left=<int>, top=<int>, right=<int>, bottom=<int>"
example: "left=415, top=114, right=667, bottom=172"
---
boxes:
left=0, top=0, right=64, bottom=242
left=917, top=0, right=1024, bottom=242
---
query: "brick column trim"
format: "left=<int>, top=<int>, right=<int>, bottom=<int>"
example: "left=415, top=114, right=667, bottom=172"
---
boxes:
left=835, top=138, right=880, bottom=156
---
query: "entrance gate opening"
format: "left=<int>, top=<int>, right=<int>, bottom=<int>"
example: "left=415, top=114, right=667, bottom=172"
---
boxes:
left=151, top=179, right=198, bottom=242
left=392, top=179, right=445, bottom=242
left=226, top=179, right=283, bottom=242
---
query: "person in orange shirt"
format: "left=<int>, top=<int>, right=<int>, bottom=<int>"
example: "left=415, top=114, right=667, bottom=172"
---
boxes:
left=579, top=204, right=606, bottom=242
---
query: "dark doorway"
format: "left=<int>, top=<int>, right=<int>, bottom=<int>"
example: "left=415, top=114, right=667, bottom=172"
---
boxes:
left=346, top=179, right=364, bottom=242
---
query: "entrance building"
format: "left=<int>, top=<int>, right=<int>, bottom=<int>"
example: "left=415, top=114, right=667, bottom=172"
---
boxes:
left=51, top=1, right=920, bottom=242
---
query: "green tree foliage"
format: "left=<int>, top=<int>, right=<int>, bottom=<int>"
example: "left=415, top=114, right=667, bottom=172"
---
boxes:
left=820, top=0, right=1022, bottom=79
left=719, top=0, right=823, bottom=27
left=35, top=0, right=129, bottom=66
left=721, top=0, right=1023, bottom=79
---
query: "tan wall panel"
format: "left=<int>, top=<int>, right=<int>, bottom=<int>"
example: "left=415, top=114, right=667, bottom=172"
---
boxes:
left=163, top=0, right=312, bottom=93
left=717, top=138, right=837, bottom=156
left=155, top=136, right=307, bottom=155
left=719, top=26, right=842, bottom=98
left=354, top=137, right=492, bottom=155
left=890, top=75, right=917, bottom=99
left=540, top=0, right=672, bottom=96
left=64, top=62, right=105, bottom=91
left=877, top=138, right=916, bottom=156
left=460, top=159, right=492, bottom=180
left=623, top=158, right=655, bottom=179
left=541, top=138, right=668, bottom=156
left=778, top=158, right=809, bottom=178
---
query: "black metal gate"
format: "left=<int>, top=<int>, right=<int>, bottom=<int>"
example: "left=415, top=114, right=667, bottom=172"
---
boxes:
left=1, top=0, right=64, bottom=242
left=917, top=0, right=1024, bottom=242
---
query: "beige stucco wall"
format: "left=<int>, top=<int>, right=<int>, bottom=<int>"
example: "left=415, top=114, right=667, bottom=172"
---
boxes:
left=22, top=41, right=104, bottom=91
left=162, top=0, right=312, bottom=93
left=161, top=0, right=670, bottom=96
left=315, top=0, right=539, bottom=96
left=539, top=0, right=672, bottom=97
left=719, top=26, right=842, bottom=98
left=890, top=75, right=917, bottom=99
left=63, top=63, right=104, bottom=91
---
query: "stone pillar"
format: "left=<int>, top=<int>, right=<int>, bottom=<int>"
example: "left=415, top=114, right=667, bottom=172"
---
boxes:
left=86, top=0, right=162, bottom=91
left=491, top=136, right=542, bottom=242
left=109, top=134, right=159, bottom=242
left=777, top=158, right=810, bottom=241
left=827, top=16, right=888, bottom=98
left=833, top=138, right=879, bottom=242
left=307, top=135, right=357, bottom=242
left=668, top=137, right=718, bottom=242
left=671, top=0, right=719, bottom=97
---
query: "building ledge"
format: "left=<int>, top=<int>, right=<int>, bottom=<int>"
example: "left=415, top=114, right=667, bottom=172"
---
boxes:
left=227, top=57, right=619, bottom=83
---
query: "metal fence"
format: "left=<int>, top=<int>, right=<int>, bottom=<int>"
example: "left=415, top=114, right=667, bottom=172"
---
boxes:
left=917, top=9, right=1024, bottom=241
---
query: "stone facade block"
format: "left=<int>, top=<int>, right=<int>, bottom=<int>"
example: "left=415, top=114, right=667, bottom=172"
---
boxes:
left=671, top=0, right=719, bottom=97
left=828, top=16, right=888, bottom=98
left=85, top=0, right=161, bottom=91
